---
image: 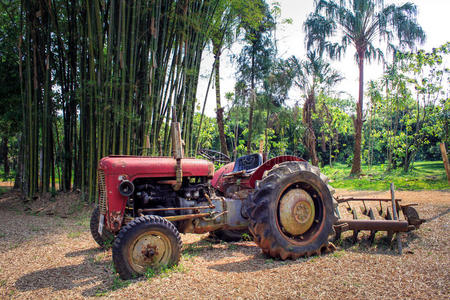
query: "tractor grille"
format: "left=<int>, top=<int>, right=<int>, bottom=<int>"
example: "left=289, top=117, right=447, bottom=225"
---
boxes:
left=98, top=169, right=107, bottom=215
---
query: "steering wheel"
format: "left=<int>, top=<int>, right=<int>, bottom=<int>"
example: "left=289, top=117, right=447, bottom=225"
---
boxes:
left=198, top=149, right=231, bottom=164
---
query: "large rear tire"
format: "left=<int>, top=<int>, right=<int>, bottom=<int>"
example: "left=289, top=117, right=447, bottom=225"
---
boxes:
left=112, top=215, right=182, bottom=279
left=90, top=207, right=115, bottom=249
left=245, top=161, right=337, bottom=260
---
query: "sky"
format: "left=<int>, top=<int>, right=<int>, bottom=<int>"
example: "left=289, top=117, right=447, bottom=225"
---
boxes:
left=195, top=0, right=450, bottom=117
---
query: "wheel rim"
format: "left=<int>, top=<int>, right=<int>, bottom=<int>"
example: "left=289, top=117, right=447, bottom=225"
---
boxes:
left=276, top=183, right=325, bottom=244
left=128, top=231, right=172, bottom=273
left=279, top=189, right=315, bottom=235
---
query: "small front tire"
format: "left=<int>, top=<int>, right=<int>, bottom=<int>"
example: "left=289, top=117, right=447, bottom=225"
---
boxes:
left=112, top=215, right=182, bottom=279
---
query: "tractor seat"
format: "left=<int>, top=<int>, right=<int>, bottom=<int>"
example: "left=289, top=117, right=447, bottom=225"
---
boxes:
left=232, top=153, right=263, bottom=173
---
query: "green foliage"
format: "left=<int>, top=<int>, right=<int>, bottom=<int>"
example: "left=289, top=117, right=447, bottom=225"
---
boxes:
left=241, top=233, right=252, bottom=241
left=193, top=113, right=218, bottom=150
left=144, top=264, right=187, bottom=281
left=323, top=161, right=448, bottom=190
left=365, top=43, right=450, bottom=171
left=67, top=231, right=82, bottom=239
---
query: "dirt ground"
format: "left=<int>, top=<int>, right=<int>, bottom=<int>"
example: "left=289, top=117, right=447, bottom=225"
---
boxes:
left=0, top=189, right=448, bottom=299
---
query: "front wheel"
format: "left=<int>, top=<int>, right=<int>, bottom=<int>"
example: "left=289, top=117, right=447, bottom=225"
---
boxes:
left=112, top=215, right=182, bottom=279
left=245, top=161, right=337, bottom=260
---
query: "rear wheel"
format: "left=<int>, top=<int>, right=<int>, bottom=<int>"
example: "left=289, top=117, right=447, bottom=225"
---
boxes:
left=112, top=215, right=182, bottom=279
left=90, top=207, right=114, bottom=249
left=245, top=161, right=337, bottom=259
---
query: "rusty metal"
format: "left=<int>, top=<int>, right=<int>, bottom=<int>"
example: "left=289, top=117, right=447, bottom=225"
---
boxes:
left=164, top=213, right=211, bottom=222
left=204, top=193, right=214, bottom=207
left=391, top=183, right=403, bottom=254
left=110, top=211, right=123, bottom=232
left=172, top=107, right=183, bottom=191
left=401, top=205, right=424, bottom=227
left=361, top=201, right=368, bottom=215
left=202, top=210, right=227, bottom=221
left=334, top=181, right=425, bottom=247
left=385, top=208, right=394, bottom=241
left=140, top=205, right=214, bottom=212
left=368, top=208, right=376, bottom=244
left=279, top=189, right=315, bottom=235
left=335, top=219, right=411, bottom=232
left=129, top=230, right=172, bottom=273
left=336, top=197, right=402, bottom=204
left=378, top=200, right=384, bottom=216
left=351, top=209, right=359, bottom=242
left=156, top=180, right=177, bottom=185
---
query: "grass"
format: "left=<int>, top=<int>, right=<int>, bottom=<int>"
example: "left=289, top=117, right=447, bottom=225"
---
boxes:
left=75, top=215, right=90, bottom=228
left=144, top=264, right=187, bottom=280
left=331, top=250, right=345, bottom=258
left=241, top=233, right=252, bottom=241
left=67, top=231, right=82, bottom=239
left=227, top=244, right=238, bottom=250
left=181, top=240, right=214, bottom=259
left=322, top=161, right=449, bottom=191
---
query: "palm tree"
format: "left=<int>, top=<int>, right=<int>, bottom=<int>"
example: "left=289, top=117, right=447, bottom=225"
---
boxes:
left=288, top=51, right=342, bottom=166
left=304, top=0, right=425, bottom=174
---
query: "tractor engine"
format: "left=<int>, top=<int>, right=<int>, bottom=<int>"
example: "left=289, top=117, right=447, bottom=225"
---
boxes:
left=131, top=178, right=210, bottom=218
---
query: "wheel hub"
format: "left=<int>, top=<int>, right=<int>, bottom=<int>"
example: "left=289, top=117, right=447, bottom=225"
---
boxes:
left=130, top=232, right=171, bottom=272
left=279, top=189, right=315, bottom=235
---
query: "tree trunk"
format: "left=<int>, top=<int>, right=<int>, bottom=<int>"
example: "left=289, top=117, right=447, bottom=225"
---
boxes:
left=2, top=137, right=9, bottom=176
left=350, top=52, right=364, bottom=175
left=247, top=48, right=256, bottom=155
left=303, top=93, right=318, bottom=166
left=213, top=44, right=229, bottom=157
left=440, top=143, right=450, bottom=184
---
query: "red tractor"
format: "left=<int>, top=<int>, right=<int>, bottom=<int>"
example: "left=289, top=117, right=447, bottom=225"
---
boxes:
left=90, top=110, right=423, bottom=279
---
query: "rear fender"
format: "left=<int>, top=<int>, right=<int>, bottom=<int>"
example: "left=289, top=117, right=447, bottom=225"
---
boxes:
left=247, top=156, right=305, bottom=188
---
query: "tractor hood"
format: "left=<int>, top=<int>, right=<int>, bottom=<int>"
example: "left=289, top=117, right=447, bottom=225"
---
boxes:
left=98, top=156, right=214, bottom=179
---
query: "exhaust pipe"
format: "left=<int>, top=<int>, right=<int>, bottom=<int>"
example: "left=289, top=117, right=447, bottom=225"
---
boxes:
left=172, top=107, right=183, bottom=191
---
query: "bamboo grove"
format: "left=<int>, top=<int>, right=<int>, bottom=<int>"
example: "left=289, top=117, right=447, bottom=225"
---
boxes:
left=19, top=0, right=219, bottom=201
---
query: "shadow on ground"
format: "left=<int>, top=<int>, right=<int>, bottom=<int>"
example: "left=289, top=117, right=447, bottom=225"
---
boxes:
left=14, top=247, right=115, bottom=297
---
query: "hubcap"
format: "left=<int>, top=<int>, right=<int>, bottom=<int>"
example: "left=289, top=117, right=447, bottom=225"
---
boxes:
left=279, top=189, right=315, bottom=235
left=129, top=231, right=172, bottom=273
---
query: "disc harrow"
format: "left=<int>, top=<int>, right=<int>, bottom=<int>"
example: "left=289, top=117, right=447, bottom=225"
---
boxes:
left=332, top=183, right=425, bottom=253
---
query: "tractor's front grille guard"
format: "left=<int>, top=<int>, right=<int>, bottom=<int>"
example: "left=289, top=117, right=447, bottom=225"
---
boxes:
left=97, top=169, right=107, bottom=215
